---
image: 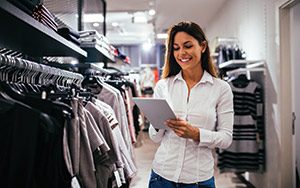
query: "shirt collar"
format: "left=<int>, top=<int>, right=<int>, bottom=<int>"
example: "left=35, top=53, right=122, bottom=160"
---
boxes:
left=173, top=70, right=214, bottom=85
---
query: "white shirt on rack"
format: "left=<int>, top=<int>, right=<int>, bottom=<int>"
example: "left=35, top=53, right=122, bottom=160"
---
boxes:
left=149, top=70, right=234, bottom=183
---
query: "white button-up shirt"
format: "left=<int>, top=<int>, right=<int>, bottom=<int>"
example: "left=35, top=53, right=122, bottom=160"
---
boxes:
left=149, top=70, right=234, bottom=183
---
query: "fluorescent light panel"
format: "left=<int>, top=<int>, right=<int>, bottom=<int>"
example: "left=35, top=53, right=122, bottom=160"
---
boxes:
left=156, top=33, right=168, bottom=39
left=83, top=13, right=104, bottom=23
left=133, top=16, right=147, bottom=23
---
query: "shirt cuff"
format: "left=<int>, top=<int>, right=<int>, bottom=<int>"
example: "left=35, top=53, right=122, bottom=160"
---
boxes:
left=198, top=128, right=213, bottom=147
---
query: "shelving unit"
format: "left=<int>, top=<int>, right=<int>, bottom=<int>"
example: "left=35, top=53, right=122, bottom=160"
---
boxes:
left=82, top=44, right=115, bottom=63
left=219, top=59, right=265, bottom=69
left=0, top=1, right=87, bottom=59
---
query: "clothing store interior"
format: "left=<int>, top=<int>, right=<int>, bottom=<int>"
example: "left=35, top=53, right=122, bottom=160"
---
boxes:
left=0, top=0, right=299, bottom=187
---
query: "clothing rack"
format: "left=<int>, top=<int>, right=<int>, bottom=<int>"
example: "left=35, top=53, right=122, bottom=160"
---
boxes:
left=226, top=67, right=266, bottom=80
left=215, top=37, right=239, bottom=45
left=77, top=63, right=112, bottom=76
left=218, top=60, right=266, bottom=188
left=0, top=53, right=83, bottom=87
left=45, top=62, right=114, bottom=76
left=224, top=60, right=265, bottom=80
left=0, top=47, right=22, bottom=58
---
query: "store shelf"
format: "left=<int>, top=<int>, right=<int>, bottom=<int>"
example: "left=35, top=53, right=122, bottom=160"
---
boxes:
left=82, top=44, right=115, bottom=63
left=219, top=59, right=265, bottom=69
left=0, top=1, right=87, bottom=59
left=227, top=67, right=266, bottom=75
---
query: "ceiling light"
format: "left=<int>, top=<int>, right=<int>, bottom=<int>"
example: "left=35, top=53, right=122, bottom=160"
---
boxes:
left=70, top=60, right=78, bottom=65
left=133, top=12, right=147, bottom=23
left=83, top=14, right=104, bottom=23
left=93, top=22, right=100, bottom=27
left=112, top=22, right=119, bottom=27
left=142, top=42, right=153, bottom=51
left=133, top=16, right=147, bottom=23
left=149, top=1, right=154, bottom=6
left=156, top=33, right=168, bottom=39
left=148, top=9, right=156, bottom=16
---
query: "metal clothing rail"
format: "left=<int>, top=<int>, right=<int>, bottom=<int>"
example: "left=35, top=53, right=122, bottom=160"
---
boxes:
left=225, top=60, right=266, bottom=80
left=0, top=53, right=83, bottom=87
left=45, top=62, right=113, bottom=76
left=216, top=37, right=239, bottom=44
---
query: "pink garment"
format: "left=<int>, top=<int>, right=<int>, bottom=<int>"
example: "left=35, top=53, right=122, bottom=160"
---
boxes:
left=124, top=87, right=136, bottom=144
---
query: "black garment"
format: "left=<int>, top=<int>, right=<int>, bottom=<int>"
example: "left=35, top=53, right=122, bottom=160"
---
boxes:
left=57, top=28, right=81, bottom=46
left=58, top=27, right=80, bottom=39
left=126, top=82, right=141, bottom=135
left=141, top=87, right=153, bottom=95
left=0, top=97, right=71, bottom=188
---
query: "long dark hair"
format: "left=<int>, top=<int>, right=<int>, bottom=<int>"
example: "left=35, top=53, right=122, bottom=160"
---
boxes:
left=162, top=21, right=217, bottom=78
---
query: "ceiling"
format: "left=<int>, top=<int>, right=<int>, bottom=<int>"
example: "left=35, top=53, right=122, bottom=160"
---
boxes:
left=45, top=0, right=227, bottom=45
left=105, top=0, right=227, bottom=45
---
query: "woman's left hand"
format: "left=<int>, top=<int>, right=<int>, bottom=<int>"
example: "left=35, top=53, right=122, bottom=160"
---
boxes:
left=165, top=117, right=200, bottom=141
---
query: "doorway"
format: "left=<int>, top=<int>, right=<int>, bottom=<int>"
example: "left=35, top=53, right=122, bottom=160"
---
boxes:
left=291, top=2, right=300, bottom=187
left=278, top=0, right=300, bottom=187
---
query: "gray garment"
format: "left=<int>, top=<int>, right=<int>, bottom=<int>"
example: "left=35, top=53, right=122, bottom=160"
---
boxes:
left=86, top=101, right=128, bottom=184
left=97, top=83, right=132, bottom=151
left=63, top=118, right=74, bottom=176
left=63, top=118, right=82, bottom=188
left=85, top=101, right=123, bottom=168
left=96, top=84, right=120, bottom=125
left=93, top=149, right=115, bottom=188
left=83, top=107, right=110, bottom=153
left=226, top=140, right=259, bottom=153
left=77, top=99, right=97, bottom=188
left=69, top=98, right=80, bottom=175
left=108, top=84, right=132, bottom=151
left=93, top=99, right=136, bottom=180
left=92, top=99, right=127, bottom=183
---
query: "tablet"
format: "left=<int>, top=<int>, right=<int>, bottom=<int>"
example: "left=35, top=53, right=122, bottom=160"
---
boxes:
left=132, top=98, right=176, bottom=130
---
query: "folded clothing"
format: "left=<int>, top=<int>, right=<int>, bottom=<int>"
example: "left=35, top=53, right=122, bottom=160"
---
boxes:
left=33, top=12, right=58, bottom=32
left=8, top=0, right=43, bottom=14
left=62, top=34, right=81, bottom=46
left=33, top=10, right=58, bottom=27
left=58, top=27, right=80, bottom=39
left=30, top=4, right=58, bottom=32
left=79, top=30, right=108, bottom=43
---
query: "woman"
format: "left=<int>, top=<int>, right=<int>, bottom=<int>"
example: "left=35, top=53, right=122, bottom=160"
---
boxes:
left=148, top=21, right=234, bottom=188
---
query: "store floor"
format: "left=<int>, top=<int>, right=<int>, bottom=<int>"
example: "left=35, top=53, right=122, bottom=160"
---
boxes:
left=130, top=131, right=246, bottom=188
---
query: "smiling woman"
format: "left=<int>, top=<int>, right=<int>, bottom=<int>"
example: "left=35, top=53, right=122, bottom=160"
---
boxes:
left=163, top=21, right=217, bottom=79
left=147, top=21, right=234, bottom=188
left=172, top=31, right=206, bottom=86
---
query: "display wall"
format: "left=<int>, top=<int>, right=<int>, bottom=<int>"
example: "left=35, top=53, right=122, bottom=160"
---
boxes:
left=205, top=0, right=287, bottom=187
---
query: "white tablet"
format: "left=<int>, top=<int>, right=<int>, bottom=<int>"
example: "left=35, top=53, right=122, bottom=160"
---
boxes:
left=132, top=98, right=176, bottom=130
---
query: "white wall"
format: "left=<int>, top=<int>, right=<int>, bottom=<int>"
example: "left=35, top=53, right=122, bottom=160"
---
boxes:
left=206, top=0, right=283, bottom=187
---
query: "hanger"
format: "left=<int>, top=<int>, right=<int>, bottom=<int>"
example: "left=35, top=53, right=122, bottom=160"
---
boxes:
left=81, top=75, right=103, bottom=95
left=231, top=73, right=250, bottom=88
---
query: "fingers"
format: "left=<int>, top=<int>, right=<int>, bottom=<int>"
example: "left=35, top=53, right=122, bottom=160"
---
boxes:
left=166, top=119, right=187, bottom=127
left=165, top=119, right=188, bottom=133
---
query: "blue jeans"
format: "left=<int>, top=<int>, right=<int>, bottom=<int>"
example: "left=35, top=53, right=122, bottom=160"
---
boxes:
left=148, top=170, right=215, bottom=188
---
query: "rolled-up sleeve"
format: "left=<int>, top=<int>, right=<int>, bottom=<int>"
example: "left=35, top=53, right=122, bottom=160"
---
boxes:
left=148, top=80, right=166, bottom=143
left=198, top=82, right=234, bottom=149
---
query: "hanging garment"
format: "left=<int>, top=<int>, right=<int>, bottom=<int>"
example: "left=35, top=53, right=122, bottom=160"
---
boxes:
left=0, top=96, right=71, bottom=188
left=218, top=75, right=264, bottom=172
